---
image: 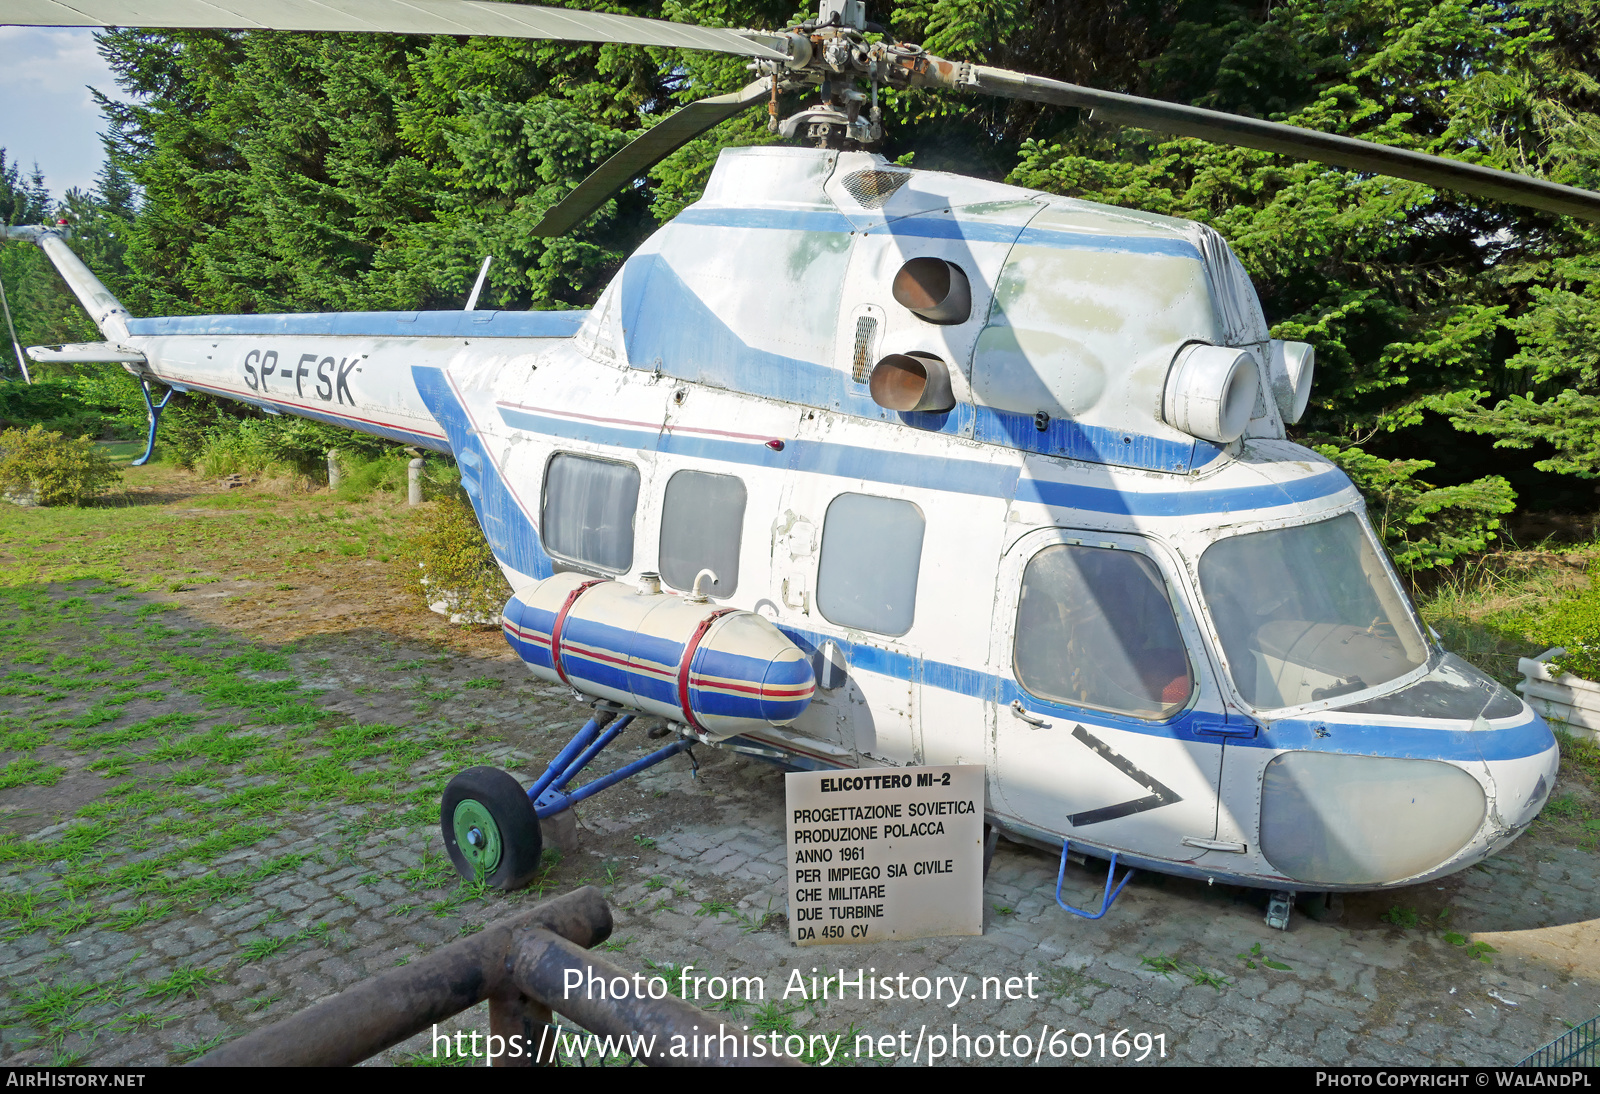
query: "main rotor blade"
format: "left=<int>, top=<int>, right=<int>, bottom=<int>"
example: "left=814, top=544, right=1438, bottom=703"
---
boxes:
left=530, top=77, right=771, bottom=237
left=915, top=61, right=1600, bottom=222
left=1, top=0, right=790, bottom=59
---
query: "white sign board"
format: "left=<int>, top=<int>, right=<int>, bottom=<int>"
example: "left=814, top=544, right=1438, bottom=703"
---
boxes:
left=786, top=765, right=984, bottom=947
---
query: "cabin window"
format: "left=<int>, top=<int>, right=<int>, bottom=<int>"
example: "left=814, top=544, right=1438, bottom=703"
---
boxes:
left=817, top=493, right=925, bottom=636
left=542, top=453, right=640, bottom=573
left=1014, top=544, right=1192, bottom=720
left=659, top=470, right=746, bottom=597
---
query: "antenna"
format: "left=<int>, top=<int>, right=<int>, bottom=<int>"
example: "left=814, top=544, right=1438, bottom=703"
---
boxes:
left=464, top=255, right=493, bottom=312
left=0, top=267, right=28, bottom=384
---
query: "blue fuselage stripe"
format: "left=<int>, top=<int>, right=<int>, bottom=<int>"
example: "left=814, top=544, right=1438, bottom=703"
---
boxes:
left=775, top=624, right=1553, bottom=761
left=127, top=310, right=589, bottom=339
left=496, top=406, right=1352, bottom=516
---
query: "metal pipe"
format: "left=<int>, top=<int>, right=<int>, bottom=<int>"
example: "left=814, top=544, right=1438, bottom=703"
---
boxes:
left=509, top=931, right=804, bottom=1067
left=132, top=380, right=174, bottom=467
left=192, top=887, right=611, bottom=1067
left=0, top=271, right=28, bottom=383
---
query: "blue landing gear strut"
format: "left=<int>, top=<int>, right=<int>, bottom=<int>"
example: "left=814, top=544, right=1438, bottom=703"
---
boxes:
left=440, top=709, right=694, bottom=890
left=132, top=378, right=174, bottom=467
left=1054, top=840, right=1136, bottom=920
left=527, top=709, right=692, bottom=818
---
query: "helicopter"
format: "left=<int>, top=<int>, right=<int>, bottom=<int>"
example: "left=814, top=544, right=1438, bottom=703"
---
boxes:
left=4, top=0, right=1593, bottom=932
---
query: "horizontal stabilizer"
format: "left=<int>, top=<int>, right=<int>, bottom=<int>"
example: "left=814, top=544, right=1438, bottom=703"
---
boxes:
left=28, top=342, right=147, bottom=364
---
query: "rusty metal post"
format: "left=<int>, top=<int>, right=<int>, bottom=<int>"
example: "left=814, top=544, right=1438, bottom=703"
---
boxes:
left=488, top=989, right=553, bottom=1067
left=508, top=928, right=804, bottom=1067
left=193, top=887, right=610, bottom=1067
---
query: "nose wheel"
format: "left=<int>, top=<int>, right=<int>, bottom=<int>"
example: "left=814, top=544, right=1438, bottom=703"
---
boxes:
left=441, top=766, right=544, bottom=890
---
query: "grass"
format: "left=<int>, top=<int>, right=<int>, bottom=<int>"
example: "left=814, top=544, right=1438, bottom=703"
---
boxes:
left=175, top=1033, right=229, bottom=1061
left=142, top=964, right=227, bottom=1002
left=1381, top=905, right=1422, bottom=929
left=1140, top=953, right=1231, bottom=991
left=1040, top=966, right=1110, bottom=1009
left=0, top=465, right=557, bottom=1062
left=7, top=978, right=129, bottom=1047
left=1415, top=546, right=1596, bottom=686
left=1235, top=942, right=1292, bottom=971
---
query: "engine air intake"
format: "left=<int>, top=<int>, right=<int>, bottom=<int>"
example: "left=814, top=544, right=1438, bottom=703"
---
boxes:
left=1162, top=343, right=1259, bottom=444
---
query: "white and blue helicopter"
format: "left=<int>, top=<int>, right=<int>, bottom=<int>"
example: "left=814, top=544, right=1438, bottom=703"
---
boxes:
left=7, top=0, right=1597, bottom=930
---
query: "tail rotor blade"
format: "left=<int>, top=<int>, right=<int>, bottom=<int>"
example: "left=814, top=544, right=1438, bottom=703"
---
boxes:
left=912, top=61, right=1600, bottom=222
left=530, top=78, right=772, bottom=238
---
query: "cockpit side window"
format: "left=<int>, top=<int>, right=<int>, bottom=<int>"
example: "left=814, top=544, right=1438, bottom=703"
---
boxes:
left=1199, top=512, right=1428, bottom=710
left=1014, top=544, right=1193, bottom=720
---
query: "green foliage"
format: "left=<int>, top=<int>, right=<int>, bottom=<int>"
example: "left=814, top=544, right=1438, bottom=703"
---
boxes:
left=1139, top=952, right=1231, bottom=990
left=5, top=0, right=1600, bottom=553
left=1313, top=444, right=1515, bottom=573
left=0, top=370, right=146, bottom=444
left=1525, top=560, right=1600, bottom=679
left=0, top=425, right=123, bottom=506
left=2, top=152, right=132, bottom=378
left=1381, top=905, right=1420, bottom=928
left=404, top=492, right=510, bottom=624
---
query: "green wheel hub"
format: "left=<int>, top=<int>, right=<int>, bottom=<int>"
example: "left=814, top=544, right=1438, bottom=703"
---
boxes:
left=451, top=799, right=503, bottom=876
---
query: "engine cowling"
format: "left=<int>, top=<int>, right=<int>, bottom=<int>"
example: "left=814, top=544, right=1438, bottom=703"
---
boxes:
left=501, top=572, right=816, bottom=740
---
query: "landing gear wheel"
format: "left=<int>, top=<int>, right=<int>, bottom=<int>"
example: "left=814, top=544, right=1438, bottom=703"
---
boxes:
left=441, top=766, right=543, bottom=891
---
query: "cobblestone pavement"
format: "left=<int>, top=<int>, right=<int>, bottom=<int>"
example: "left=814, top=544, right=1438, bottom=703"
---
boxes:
left=2, top=587, right=1597, bottom=1067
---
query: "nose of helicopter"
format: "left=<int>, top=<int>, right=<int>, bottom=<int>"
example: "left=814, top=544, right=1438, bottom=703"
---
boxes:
left=1256, top=655, right=1560, bottom=888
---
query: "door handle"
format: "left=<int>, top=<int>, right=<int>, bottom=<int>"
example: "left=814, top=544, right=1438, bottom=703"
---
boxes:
left=1010, top=700, right=1051, bottom=728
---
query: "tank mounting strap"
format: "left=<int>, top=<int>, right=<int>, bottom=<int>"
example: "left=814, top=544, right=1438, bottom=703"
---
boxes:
left=1054, top=840, right=1136, bottom=921
left=675, top=607, right=736, bottom=733
left=549, top=579, right=605, bottom=688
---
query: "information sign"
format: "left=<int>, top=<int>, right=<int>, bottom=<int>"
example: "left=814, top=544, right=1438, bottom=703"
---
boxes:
left=785, top=765, right=984, bottom=947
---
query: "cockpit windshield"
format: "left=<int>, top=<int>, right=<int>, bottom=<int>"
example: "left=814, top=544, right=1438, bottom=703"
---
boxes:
left=1199, top=512, right=1429, bottom=711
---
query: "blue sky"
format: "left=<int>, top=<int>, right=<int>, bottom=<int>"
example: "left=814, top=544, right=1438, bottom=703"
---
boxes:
left=0, top=27, right=135, bottom=202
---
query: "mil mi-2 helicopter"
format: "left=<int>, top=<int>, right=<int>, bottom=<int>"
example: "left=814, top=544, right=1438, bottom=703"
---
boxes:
left=5, top=0, right=1594, bottom=931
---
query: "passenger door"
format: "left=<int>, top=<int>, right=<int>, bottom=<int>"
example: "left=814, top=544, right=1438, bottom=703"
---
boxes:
left=987, top=528, right=1227, bottom=861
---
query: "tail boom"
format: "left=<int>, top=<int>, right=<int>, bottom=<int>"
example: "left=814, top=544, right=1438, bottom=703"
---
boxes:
left=1, top=224, right=585, bottom=451
left=122, top=310, right=583, bottom=453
